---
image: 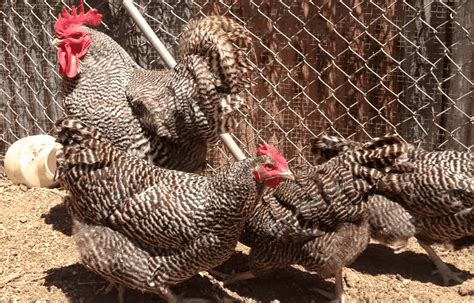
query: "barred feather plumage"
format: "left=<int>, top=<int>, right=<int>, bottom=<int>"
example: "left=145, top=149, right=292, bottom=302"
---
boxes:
left=366, top=195, right=415, bottom=248
left=73, top=220, right=170, bottom=297
left=236, top=136, right=410, bottom=300
left=310, top=134, right=474, bottom=244
left=55, top=117, right=290, bottom=300
left=376, top=154, right=474, bottom=244
left=60, top=15, right=254, bottom=173
left=310, top=134, right=473, bottom=284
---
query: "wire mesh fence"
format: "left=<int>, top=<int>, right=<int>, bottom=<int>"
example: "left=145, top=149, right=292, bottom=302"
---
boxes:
left=1, top=0, right=472, bottom=173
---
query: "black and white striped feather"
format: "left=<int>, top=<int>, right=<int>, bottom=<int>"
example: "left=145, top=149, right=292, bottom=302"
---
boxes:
left=61, top=16, right=254, bottom=173
left=240, top=136, right=410, bottom=279
left=55, top=117, right=279, bottom=298
left=310, top=135, right=474, bottom=245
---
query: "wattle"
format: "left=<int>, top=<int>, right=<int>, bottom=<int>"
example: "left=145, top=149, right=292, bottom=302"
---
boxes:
left=265, top=176, right=281, bottom=188
left=57, top=33, right=92, bottom=79
left=58, top=45, right=79, bottom=78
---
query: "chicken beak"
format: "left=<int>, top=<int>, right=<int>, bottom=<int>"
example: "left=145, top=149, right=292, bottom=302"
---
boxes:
left=51, top=38, right=62, bottom=48
left=279, top=169, right=295, bottom=181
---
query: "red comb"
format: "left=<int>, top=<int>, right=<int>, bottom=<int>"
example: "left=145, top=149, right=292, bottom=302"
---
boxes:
left=257, top=144, right=288, bottom=168
left=55, top=0, right=102, bottom=38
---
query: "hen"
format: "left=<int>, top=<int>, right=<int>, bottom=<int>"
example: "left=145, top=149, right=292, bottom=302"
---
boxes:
left=54, top=117, right=293, bottom=302
left=365, top=195, right=416, bottom=251
left=53, top=2, right=254, bottom=173
left=310, top=135, right=473, bottom=285
left=214, top=136, right=410, bottom=302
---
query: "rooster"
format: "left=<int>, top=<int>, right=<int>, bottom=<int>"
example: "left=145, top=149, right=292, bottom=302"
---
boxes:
left=212, top=136, right=411, bottom=302
left=310, top=135, right=473, bottom=285
left=53, top=1, right=254, bottom=173
left=54, top=117, right=293, bottom=302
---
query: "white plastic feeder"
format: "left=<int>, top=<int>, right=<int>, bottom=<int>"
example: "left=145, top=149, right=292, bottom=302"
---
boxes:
left=4, top=135, right=61, bottom=188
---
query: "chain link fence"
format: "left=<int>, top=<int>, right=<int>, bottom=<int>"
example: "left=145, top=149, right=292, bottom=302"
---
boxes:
left=1, top=0, right=472, bottom=173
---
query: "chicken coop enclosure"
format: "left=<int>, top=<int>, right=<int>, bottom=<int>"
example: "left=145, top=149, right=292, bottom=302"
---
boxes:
left=1, top=0, right=472, bottom=171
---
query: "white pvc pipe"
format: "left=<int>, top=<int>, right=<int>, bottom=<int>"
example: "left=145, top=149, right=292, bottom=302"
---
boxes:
left=220, top=133, right=247, bottom=160
left=122, top=0, right=247, bottom=160
left=122, top=0, right=177, bottom=69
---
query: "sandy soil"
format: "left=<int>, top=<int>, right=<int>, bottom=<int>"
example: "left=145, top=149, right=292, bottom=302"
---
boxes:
left=0, top=178, right=473, bottom=302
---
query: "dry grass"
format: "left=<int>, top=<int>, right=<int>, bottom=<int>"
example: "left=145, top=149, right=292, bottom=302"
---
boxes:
left=0, top=178, right=472, bottom=302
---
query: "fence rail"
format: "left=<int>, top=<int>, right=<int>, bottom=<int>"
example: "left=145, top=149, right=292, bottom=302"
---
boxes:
left=1, top=0, right=472, bottom=172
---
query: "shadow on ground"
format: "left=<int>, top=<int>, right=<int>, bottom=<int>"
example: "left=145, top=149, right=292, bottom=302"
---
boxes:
left=44, top=263, right=238, bottom=303
left=42, top=203, right=73, bottom=236
left=43, top=253, right=338, bottom=303
left=452, top=236, right=474, bottom=250
left=212, top=251, right=335, bottom=303
left=351, top=243, right=472, bottom=286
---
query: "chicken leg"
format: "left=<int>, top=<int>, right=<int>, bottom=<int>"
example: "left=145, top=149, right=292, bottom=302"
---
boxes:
left=208, top=269, right=257, bottom=286
left=311, top=268, right=345, bottom=303
left=418, top=240, right=464, bottom=285
left=95, top=282, right=125, bottom=303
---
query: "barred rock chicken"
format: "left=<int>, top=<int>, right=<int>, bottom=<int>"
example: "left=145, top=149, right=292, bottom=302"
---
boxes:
left=311, top=135, right=417, bottom=251
left=310, top=135, right=473, bottom=285
left=213, top=136, right=410, bottom=302
left=53, top=1, right=254, bottom=173
left=54, top=117, right=293, bottom=302
left=365, top=195, right=416, bottom=251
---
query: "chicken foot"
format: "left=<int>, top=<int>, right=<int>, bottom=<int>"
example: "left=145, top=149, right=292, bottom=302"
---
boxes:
left=311, top=268, right=345, bottom=303
left=418, top=240, right=464, bottom=285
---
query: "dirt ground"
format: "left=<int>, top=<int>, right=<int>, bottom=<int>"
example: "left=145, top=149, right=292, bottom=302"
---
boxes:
left=0, top=178, right=473, bottom=303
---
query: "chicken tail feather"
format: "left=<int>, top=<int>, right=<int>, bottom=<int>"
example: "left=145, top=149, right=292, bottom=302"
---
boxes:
left=54, top=117, right=124, bottom=179
left=177, top=16, right=254, bottom=118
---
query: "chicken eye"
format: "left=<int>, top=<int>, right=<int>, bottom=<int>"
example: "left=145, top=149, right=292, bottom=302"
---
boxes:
left=265, top=163, right=275, bottom=170
left=69, top=32, right=84, bottom=40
